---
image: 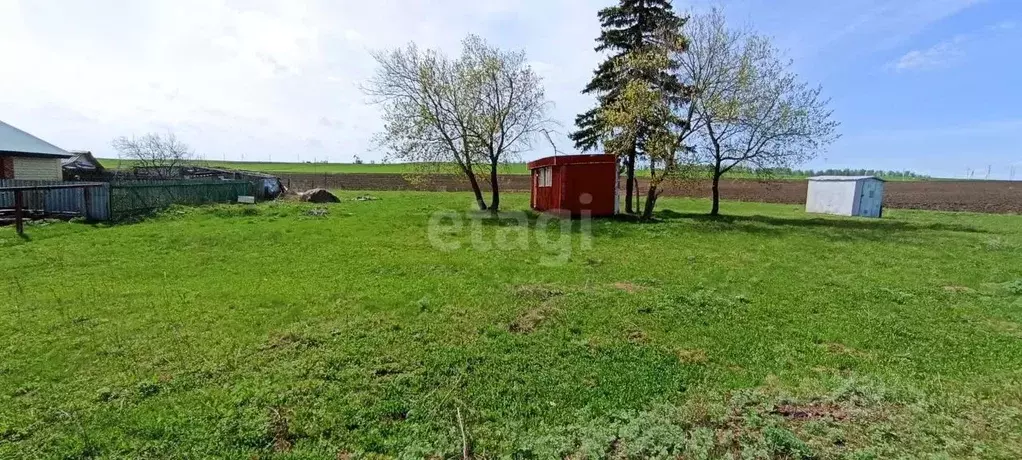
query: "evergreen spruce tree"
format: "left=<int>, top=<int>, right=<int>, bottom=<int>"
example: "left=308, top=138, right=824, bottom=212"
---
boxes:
left=570, top=0, right=686, bottom=214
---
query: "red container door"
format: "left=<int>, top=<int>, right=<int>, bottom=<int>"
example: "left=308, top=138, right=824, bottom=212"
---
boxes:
left=531, top=166, right=555, bottom=211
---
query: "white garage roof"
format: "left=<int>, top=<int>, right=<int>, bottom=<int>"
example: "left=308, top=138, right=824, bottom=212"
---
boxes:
left=0, top=120, right=71, bottom=158
left=808, top=175, right=884, bottom=182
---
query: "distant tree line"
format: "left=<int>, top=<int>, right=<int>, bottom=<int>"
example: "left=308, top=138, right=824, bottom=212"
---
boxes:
left=635, top=163, right=930, bottom=180
left=791, top=168, right=929, bottom=179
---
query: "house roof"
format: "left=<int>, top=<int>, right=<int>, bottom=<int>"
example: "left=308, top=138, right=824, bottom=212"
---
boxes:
left=808, top=175, right=885, bottom=182
left=0, top=120, right=72, bottom=158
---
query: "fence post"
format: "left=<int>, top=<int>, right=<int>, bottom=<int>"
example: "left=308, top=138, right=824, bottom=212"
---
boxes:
left=14, top=190, right=24, bottom=235
left=83, top=186, right=92, bottom=221
left=101, top=183, right=110, bottom=221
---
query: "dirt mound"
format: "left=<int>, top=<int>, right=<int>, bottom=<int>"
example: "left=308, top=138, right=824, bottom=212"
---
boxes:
left=299, top=188, right=340, bottom=203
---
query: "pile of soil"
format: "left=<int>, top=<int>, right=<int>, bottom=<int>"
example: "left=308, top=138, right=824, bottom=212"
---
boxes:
left=299, top=188, right=341, bottom=203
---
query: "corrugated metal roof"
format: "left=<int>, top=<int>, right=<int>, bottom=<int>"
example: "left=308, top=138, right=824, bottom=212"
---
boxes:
left=0, top=120, right=71, bottom=157
left=61, top=150, right=104, bottom=171
left=808, top=175, right=885, bottom=182
left=527, top=154, right=617, bottom=170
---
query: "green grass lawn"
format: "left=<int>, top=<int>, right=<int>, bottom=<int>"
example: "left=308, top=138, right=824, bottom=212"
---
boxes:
left=2, top=193, right=1021, bottom=458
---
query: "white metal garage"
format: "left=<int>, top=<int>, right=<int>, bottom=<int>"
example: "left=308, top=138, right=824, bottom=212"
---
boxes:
left=806, top=176, right=886, bottom=218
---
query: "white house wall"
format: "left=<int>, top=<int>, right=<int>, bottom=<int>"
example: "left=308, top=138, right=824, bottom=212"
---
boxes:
left=806, top=180, right=857, bottom=216
left=850, top=180, right=864, bottom=216
left=13, top=156, right=62, bottom=180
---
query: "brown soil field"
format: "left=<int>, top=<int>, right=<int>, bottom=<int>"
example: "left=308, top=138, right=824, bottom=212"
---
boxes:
left=277, top=172, right=1021, bottom=214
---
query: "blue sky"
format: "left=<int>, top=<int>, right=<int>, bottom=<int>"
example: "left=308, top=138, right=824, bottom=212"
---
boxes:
left=739, top=0, right=1022, bottom=179
left=0, top=0, right=1019, bottom=178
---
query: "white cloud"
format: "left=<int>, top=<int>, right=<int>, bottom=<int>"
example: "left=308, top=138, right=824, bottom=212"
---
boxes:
left=706, top=0, right=985, bottom=66
left=890, top=34, right=968, bottom=71
left=867, top=0, right=984, bottom=49
left=343, top=29, right=364, bottom=43
left=0, top=0, right=995, bottom=163
left=0, top=0, right=608, bottom=162
left=887, top=14, right=1019, bottom=73
left=989, top=20, right=1017, bottom=31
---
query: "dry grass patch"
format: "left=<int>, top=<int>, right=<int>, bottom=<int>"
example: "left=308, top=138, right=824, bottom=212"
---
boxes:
left=626, top=330, right=649, bottom=344
left=511, top=284, right=564, bottom=301
left=773, top=402, right=849, bottom=421
left=821, top=342, right=869, bottom=358
left=987, top=319, right=1022, bottom=338
left=541, top=377, right=923, bottom=459
left=675, top=348, right=709, bottom=364
left=268, top=407, right=295, bottom=453
left=508, top=284, right=568, bottom=334
left=262, top=331, right=322, bottom=350
left=509, top=303, right=558, bottom=334
left=610, top=282, right=645, bottom=293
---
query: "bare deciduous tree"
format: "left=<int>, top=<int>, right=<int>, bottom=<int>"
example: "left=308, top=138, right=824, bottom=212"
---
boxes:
left=112, top=132, right=193, bottom=178
left=363, top=35, right=550, bottom=212
left=680, top=10, right=839, bottom=215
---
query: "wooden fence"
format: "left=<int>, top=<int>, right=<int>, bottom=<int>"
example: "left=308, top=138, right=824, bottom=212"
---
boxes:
left=1, top=179, right=253, bottom=224
left=0, top=179, right=110, bottom=221
left=109, top=180, right=253, bottom=218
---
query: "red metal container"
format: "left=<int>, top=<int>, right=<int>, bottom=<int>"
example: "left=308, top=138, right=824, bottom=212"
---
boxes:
left=526, top=154, right=618, bottom=217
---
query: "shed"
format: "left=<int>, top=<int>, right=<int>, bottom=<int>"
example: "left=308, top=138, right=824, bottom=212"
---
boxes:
left=526, top=154, right=618, bottom=217
left=62, top=151, right=106, bottom=180
left=806, top=176, right=886, bottom=218
left=0, top=120, right=71, bottom=180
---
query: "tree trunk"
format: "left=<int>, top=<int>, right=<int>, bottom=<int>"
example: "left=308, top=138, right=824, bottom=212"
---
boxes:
left=624, top=152, right=636, bottom=214
left=489, top=162, right=500, bottom=213
left=465, top=170, right=488, bottom=211
left=632, top=174, right=640, bottom=214
left=641, top=183, right=658, bottom=221
left=710, top=172, right=721, bottom=216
